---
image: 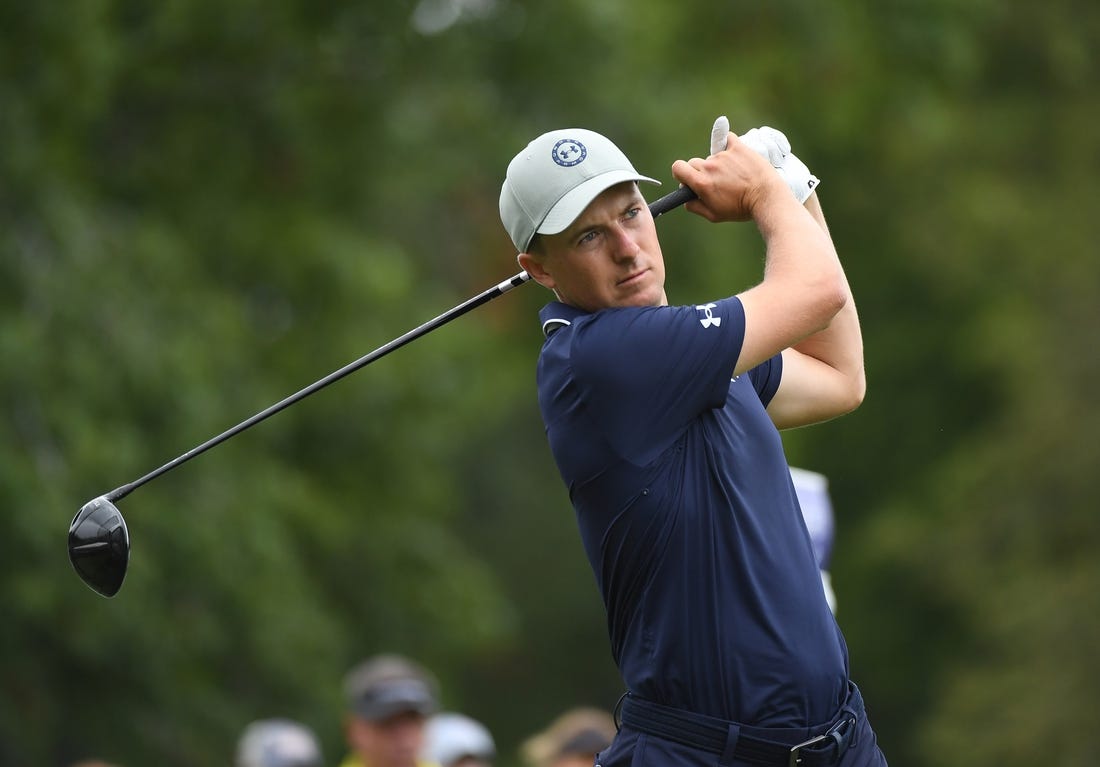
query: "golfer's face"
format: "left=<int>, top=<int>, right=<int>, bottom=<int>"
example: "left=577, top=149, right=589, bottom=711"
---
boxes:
left=534, top=182, right=666, bottom=311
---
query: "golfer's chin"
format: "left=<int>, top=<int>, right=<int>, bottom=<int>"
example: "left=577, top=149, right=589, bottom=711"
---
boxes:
left=559, top=279, right=666, bottom=312
left=614, top=277, right=666, bottom=308
left=615, top=292, right=665, bottom=309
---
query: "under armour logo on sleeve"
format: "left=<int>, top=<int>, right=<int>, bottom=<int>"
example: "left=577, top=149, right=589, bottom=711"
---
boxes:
left=696, top=303, right=721, bottom=328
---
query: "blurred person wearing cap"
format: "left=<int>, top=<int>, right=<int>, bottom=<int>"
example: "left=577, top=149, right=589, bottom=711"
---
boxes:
left=521, top=708, right=615, bottom=767
left=500, top=122, right=886, bottom=767
left=237, top=718, right=324, bottom=767
left=340, top=654, right=441, bottom=767
left=422, top=712, right=496, bottom=767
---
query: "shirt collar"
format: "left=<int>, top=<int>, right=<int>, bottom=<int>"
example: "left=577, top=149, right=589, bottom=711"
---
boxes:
left=537, top=301, right=590, bottom=338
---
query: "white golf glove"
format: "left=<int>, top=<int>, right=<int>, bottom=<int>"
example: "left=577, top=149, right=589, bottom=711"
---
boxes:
left=710, top=115, right=731, bottom=156
left=710, top=117, right=820, bottom=204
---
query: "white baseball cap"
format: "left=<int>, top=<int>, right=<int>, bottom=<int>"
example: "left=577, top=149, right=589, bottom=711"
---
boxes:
left=236, top=719, right=323, bottom=767
left=423, top=712, right=496, bottom=767
left=499, top=128, right=659, bottom=252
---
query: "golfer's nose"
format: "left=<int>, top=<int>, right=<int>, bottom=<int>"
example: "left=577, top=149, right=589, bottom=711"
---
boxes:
left=609, top=224, right=640, bottom=261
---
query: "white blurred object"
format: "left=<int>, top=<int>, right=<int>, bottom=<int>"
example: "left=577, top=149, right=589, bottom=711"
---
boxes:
left=411, top=0, right=496, bottom=35
left=424, top=712, right=497, bottom=767
left=790, top=467, right=838, bottom=614
left=236, top=719, right=323, bottom=767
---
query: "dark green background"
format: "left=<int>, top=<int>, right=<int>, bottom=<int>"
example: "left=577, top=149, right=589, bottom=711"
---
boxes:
left=3, top=0, right=1097, bottom=764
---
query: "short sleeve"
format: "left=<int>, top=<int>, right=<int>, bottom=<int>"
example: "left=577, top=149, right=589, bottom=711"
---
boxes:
left=747, top=352, right=783, bottom=408
left=569, top=297, right=746, bottom=465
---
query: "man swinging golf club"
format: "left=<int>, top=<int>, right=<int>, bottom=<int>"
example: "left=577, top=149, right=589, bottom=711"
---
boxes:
left=500, top=119, right=887, bottom=766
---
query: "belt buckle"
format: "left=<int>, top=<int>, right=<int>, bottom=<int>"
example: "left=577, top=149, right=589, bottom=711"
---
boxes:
left=788, top=734, right=827, bottom=767
left=788, top=716, right=857, bottom=767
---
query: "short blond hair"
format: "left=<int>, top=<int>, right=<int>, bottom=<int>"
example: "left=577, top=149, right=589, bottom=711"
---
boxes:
left=521, top=708, right=616, bottom=767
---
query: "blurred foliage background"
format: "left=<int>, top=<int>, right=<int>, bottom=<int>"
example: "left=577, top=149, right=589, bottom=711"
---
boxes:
left=2, top=0, right=1098, bottom=764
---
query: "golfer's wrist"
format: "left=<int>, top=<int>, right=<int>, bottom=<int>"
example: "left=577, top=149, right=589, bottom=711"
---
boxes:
left=748, top=175, right=803, bottom=230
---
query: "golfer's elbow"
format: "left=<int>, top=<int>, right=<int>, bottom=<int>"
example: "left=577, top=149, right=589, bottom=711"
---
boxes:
left=825, top=278, right=849, bottom=321
left=814, top=363, right=864, bottom=423
left=805, top=271, right=848, bottom=332
left=844, top=366, right=867, bottom=414
left=834, top=338, right=867, bottom=416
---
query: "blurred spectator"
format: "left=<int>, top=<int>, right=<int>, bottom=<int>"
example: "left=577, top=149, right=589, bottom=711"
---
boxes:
left=340, top=653, right=441, bottom=767
left=790, top=466, right=838, bottom=614
left=422, top=712, right=496, bottom=767
left=521, top=708, right=616, bottom=767
left=236, top=718, right=324, bottom=767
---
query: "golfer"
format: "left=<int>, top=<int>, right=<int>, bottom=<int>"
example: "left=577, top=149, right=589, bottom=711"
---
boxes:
left=500, top=123, right=887, bottom=766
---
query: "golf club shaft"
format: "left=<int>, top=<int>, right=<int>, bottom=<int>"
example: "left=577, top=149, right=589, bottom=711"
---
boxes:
left=105, top=185, right=697, bottom=503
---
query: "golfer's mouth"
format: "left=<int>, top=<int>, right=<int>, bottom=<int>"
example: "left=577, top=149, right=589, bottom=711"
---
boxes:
left=618, top=268, right=648, bottom=286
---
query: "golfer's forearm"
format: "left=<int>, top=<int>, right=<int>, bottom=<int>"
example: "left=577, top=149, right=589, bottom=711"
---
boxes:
left=791, top=194, right=866, bottom=396
left=755, top=191, right=846, bottom=332
left=792, top=297, right=865, bottom=392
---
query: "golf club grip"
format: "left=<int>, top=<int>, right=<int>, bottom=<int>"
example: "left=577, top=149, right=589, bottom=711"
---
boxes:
left=648, top=185, right=697, bottom=218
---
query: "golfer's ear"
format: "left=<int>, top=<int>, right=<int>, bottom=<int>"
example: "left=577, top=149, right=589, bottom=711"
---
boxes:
left=518, top=251, right=555, bottom=290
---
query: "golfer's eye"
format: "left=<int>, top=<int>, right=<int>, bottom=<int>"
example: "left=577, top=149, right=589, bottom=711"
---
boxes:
left=624, top=206, right=641, bottom=220
left=577, top=230, right=599, bottom=246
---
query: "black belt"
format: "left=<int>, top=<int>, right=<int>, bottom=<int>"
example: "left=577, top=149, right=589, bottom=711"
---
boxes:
left=617, top=688, right=860, bottom=767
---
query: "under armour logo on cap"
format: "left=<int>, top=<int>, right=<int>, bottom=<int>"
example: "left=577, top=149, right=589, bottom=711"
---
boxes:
left=552, top=138, right=588, bottom=167
left=696, top=303, right=721, bottom=328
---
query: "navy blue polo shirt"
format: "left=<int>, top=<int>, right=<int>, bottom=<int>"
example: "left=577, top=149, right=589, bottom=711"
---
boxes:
left=535, top=298, right=849, bottom=728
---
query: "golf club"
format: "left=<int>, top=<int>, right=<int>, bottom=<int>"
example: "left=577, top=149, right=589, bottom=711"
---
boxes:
left=68, top=184, right=698, bottom=597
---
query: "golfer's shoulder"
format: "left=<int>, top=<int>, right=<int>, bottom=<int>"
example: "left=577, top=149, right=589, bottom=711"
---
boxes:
left=571, top=306, right=647, bottom=346
left=566, top=307, right=680, bottom=379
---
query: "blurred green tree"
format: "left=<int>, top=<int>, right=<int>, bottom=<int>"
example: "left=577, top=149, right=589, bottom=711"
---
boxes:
left=1, top=0, right=1097, bottom=764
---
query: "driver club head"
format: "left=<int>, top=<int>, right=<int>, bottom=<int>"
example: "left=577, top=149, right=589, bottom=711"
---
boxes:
left=68, top=496, right=130, bottom=597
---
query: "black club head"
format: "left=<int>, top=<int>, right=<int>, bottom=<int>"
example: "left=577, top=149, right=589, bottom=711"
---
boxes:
left=68, top=496, right=130, bottom=597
